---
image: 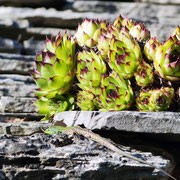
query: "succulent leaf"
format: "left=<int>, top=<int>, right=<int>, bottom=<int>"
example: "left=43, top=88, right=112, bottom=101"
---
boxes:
left=134, top=60, right=154, bottom=87
left=35, top=94, right=74, bottom=116
left=144, top=37, right=161, bottom=61
left=129, top=23, right=150, bottom=42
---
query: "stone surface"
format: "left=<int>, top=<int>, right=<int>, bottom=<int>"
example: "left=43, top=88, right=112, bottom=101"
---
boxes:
left=0, top=74, right=34, bottom=85
left=0, top=122, right=48, bottom=135
left=0, top=0, right=68, bottom=9
left=0, top=132, right=174, bottom=180
left=23, top=30, right=74, bottom=54
left=0, top=53, right=35, bottom=74
left=0, top=96, right=35, bottom=113
left=54, top=111, right=180, bottom=134
left=0, top=83, right=35, bottom=97
left=26, top=27, right=75, bottom=37
left=148, top=23, right=175, bottom=42
left=23, top=39, right=45, bottom=55
left=0, top=20, right=50, bottom=41
left=70, top=1, right=179, bottom=42
left=140, top=0, right=180, bottom=4
left=0, top=13, right=75, bottom=41
left=0, top=38, right=22, bottom=54
left=72, top=1, right=136, bottom=13
left=0, top=74, right=36, bottom=97
left=0, top=18, right=30, bottom=28
left=0, top=3, right=178, bottom=42
left=0, top=113, right=42, bottom=122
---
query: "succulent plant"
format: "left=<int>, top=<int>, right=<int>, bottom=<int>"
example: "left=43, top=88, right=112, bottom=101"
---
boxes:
left=172, top=25, right=180, bottom=41
left=31, top=32, right=76, bottom=99
left=113, top=15, right=135, bottom=30
left=34, top=94, right=74, bottom=117
left=97, top=34, right=111, bottom=59
left=77, top=91, right=96, bottom=111
left=117, top=28, right=143, bottom=61
left=31, top=15, right=180, bottom=116
left=96, top=71, right=133, bottom=111
left=144, top=37, right=161, bottom=62
left=136, top=87, right=174, bottom=111
left=129, top=23, right=150, bottom=42
left=74, top=19, right=107, bottom=48
left=108, top=37, right=141, bottom=79
left=154, top=36, right=180, bottom=81
left=134, top=60, right=154, bottom=87
left=114, top=15, right=150, bottom=42
left=31, top=32, right=76, bottom=116
left=96, top=26, right=142, bottom=79
left=76, top=50, right=106, bottom=94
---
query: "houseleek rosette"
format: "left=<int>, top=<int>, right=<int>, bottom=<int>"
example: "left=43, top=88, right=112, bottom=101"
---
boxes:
left=97, top=26, right=142, bottom=61
left=77, top=91, right=96, bottom=111
left=154, top=36, right=180, bottom=81
left=136, top=87, right=174, bottom=111
left=96, top=71, right=133, bottom=111
left=31, top=32, right=76, bottom=115
left=108, top=27, right=142, bottom=78
left=76, top=50, right=106, bottom=94
left=110, top=27, right=142, bottom=61
left=114, top=15, right=135, bottom=30
left=144, top=37, right=161, bottom=62
left=74, top=19, right=107, bottom=48
left=129, top=23, right=150, bottom=42
left=134, top=60, right=154, bottom=87
left=108, top=38, right=141, bottom=79
left=114, top=15, right=150, bottom=42
left=97, top=27, right=142, bottom=79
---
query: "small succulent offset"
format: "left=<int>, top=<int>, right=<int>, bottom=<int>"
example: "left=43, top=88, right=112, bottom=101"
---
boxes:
left=74, top=19, right=107, bottom=48
left=31, top=15, right=180, bottom=117
left=144, top=37, right=161, bottom=62
left=96, top=27, right=142, bottom=79
left=134, top=60, right=154, bottom=87
left=129, top=23, right=150, bottom=42
left=114, top=15, right=135, bottom=30
left=113, top=15, right=150, bottom=42
left=154, top=36, right=180, bottom=81
left=136, top=87, right=174, bottom=111
left=77, top=91, right=96, bottom=111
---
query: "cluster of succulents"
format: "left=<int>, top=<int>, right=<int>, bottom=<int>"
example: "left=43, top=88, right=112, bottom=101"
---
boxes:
left=31, top=15, right=180, bottom=118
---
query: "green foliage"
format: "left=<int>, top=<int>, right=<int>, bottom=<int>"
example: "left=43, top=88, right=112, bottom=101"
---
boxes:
left=31, top=14, right=180, bottom=119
